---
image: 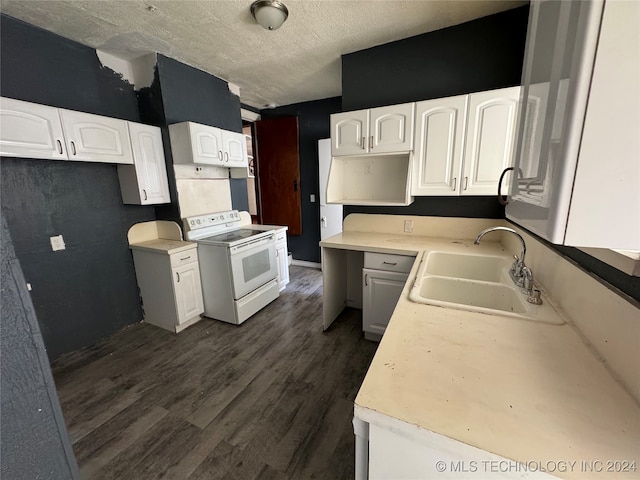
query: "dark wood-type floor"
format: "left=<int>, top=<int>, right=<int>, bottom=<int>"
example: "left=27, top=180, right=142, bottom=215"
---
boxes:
left=51, top=266, right=378, bottom=480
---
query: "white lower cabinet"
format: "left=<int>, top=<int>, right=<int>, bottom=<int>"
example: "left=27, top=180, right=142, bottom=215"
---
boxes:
left=173, top=260, right=205, bottom=325
left=364, top=420, right=558, bottom=480
left=275, top=228, right=289, bottom=291
left=362, top=252, right=413, bottom=341
left=117, top=122, right=170, bottom=205
left=131, top=245, right=204, bottom=333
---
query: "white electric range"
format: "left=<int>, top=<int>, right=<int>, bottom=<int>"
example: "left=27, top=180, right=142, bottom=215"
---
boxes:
left=184, top=210, right=279, bottom=325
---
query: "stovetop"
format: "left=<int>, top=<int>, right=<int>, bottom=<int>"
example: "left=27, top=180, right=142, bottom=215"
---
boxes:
left=201, top=228, right=272, bottom=244
left=183, top=211, right=275, bottom=246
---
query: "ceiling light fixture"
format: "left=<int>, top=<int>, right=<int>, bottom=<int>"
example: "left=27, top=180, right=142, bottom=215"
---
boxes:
left=250, top=0, right=289, bottom=31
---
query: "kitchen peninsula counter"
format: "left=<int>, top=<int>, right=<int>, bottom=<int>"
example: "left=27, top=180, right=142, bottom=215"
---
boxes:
left=320, top=215, right=640, bottom=479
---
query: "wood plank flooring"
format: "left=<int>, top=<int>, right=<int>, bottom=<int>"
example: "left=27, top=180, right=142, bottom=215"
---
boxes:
left=51, top=266, right=378, bottom=480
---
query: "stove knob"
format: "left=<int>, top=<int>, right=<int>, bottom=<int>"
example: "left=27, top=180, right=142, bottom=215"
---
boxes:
left=196, top=219, right=201, bottom=224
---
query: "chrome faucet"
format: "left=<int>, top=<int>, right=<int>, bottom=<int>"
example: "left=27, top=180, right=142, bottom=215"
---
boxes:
left=474, top=226, right=527, bottom=287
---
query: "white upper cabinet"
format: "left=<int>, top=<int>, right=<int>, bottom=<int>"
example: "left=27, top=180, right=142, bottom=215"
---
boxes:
left=170, top=121, right=223, bottom=166
left=330, top=103, right=414, bottom=156
left=508, top=0, right=639, bottom=250
left=118, top=122, right=170, bottom=205
left=59, top=109, right=133, bottom=164
left=169, top=121, right=247, bottom=168
left=0, top=97, right=68, bottom=160
left=369, top=103, right=415, bottom=153
left=411, top=95, right=468, bottom=196
left=222, top=130, right=248, bottom=167
left=331, top=110, right=369, bottom=156
left=411, top=87, right=520, bottom=197
left=462, top=87, right=520, bottom=195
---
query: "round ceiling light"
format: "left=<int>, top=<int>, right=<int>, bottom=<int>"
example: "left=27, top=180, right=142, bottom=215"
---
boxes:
left=250, top=0, right=289, bottom=31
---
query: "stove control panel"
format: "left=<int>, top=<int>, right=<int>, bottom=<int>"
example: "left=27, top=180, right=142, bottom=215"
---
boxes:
left=184, top=210, right=241, bottom=231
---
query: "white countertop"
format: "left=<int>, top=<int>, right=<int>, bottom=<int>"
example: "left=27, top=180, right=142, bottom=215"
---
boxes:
left=129, top=239, right=197, bottom=255
left=321, top=232, right=640, bottom=479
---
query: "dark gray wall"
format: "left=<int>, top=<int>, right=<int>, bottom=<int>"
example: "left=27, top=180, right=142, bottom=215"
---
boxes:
left=1, top=14, right=155, bottom=360
left=342, top=6, right=530, bottom=110
left=141, top=54, right=247, bottom=223
left=260, top=97, right=342, bottom=263
left=341, top=5, right=530, bottom=222
left=1, top=201, right=80, bottom=479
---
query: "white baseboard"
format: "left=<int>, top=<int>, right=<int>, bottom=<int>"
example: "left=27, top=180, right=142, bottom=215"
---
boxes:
left=291, top=259, right=321, bottom=269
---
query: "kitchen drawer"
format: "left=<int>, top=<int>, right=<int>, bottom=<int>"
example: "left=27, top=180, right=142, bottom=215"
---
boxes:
left=364, top=252, right=414, bottom=273
left=170, top=249, right=199, bottom=268
left=275, top=230, right=287, bottom=244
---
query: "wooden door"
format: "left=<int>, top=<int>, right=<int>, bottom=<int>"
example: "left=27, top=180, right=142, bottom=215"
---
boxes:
left=255, top=117, right=302, bottom=235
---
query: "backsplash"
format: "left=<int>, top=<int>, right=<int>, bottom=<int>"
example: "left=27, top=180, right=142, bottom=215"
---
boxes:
left=501, top=226, right=640, bottom=403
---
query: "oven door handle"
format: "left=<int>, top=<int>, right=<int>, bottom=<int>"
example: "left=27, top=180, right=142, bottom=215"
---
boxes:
left=232, top=234, right=274, bottom=252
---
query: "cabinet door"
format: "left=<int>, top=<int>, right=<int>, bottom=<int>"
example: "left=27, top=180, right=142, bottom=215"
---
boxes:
left=172, top=262, right=204, bottom=325
left=412, top=96, right=467, bottom=196
left=222, top=130, right=248, bottom=166
left=462, top=87, right=520, bottom=195
left=59, top=109, right=133, bottom=164
left=275, top=235, right=289, bottom=291
left=362, top=268, right=408, bottom=338
left=0, top=97, right=68, bottom=160
left=120, top=122, right=170, bottom=205
left=189, top=123, right=224, bottom=165
left=330, top=110, right=368, bottom=156
left=369, top=103, right=415, bottom=153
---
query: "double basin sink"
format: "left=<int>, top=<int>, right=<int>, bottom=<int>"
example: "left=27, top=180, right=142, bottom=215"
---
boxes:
left=409, top=250, right=564, bottom=325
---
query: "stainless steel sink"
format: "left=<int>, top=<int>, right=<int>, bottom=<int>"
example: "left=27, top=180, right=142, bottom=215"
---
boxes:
left=409, top=250, right=564, bottom=325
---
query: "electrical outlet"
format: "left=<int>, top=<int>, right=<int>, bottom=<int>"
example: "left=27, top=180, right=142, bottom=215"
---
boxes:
left=404, top=220, right=413, bottom=233
left=310, top=194, right=316, bottom=203
left=50, top=235, right=66, bottom=251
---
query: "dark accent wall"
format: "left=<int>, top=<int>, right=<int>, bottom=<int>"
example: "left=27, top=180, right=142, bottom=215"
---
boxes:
left=158, top=55, right=242, bottom=131
left=140, top=55, right=246, bottom=224
left=342, top=6, right=530, bottom=110
left=346, top=197, right=504, bottom=219
left=341, top=5, right=530, bottom=221
left=0, top=14, right=155, bottom=360
left=260, top=97, right=343, bottom=263
left=1, top=213, right=80, bottom=480
left=342, top=6, right=529, bottom=218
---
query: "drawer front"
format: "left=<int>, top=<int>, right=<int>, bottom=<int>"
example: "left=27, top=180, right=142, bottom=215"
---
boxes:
left=170, top=249, right=199, bottom=268
left=275, top=231, right=287, bottom=244
left=364, top=252, right=414, bottom=273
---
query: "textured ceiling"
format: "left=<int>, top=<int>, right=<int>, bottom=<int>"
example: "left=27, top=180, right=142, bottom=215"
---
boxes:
left=0, top=0, right=527, bottom=109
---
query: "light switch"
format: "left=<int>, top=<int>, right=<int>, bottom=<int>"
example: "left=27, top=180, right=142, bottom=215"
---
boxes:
left=310, top=194, right=316, bottom=203
left=50, top=235, right=66, bottom=251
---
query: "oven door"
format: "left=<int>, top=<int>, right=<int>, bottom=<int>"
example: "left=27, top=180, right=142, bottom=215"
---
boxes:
left=229, top=235, right=277, bottom=299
